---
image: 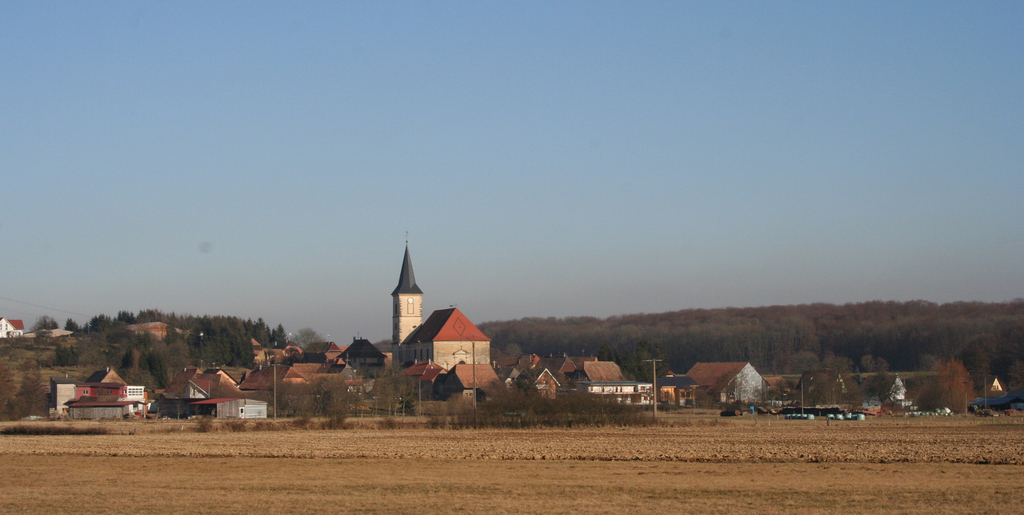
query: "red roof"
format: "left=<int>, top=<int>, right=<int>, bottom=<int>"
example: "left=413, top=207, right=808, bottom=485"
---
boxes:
left=4, top=318, right=25, bottom=330
left=404, top=308, right=490, bottom=344
left=290, top=363, right=325, bottom=377
left=685, top=362, right=750, bottom=387
left=581, top=361, right=625, bottom=382
left=448, top=364, right=503, bottom=394
left=494, top=354, right=540, bottom=370
left=165, top=368, right=200, bottom=395
left=238, top=366, right=308, bottom=390
left=401, top=360, right=447, bottom=382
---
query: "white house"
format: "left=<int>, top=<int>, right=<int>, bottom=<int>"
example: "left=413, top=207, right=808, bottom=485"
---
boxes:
left=0, top=318, right=24, bottom=338
left=577, top=381, right=653, bottom=405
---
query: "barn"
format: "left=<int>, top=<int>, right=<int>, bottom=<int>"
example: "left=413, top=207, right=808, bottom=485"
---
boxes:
left=190, top=398, right=268, bottom=419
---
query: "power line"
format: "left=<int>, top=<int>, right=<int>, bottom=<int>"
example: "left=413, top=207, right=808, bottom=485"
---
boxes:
left=0, top=296, right=92, bottom=318
left=0, top=305, right=41, bottom=318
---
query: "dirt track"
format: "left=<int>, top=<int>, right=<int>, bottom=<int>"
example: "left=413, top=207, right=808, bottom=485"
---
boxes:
left=2, top=420, right=1022, bottom=464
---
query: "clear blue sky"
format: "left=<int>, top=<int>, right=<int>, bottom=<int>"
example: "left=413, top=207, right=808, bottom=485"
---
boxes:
left=2, top=2, right=1021, bottom=342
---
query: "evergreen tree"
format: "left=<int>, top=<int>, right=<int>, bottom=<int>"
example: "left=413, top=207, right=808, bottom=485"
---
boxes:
left=271, top=324, right=287, bottom=348
left=116, top=310, right=137, bottom=324
left=54, top=345, right=79, bottom=367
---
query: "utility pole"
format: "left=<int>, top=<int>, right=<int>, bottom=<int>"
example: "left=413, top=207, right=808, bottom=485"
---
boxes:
left=472, top=340, right=477, bottom=428
left=644, top=358, right=662, bottom=421
left=270, top=363, right=284, bottom=422
left=984, top=375, right=988, bottom=410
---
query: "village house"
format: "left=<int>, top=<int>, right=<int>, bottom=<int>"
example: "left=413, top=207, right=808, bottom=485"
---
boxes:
left=189, top=398, right=268, bottom=419
left=577, top=381, right=653, bottom=405
left=50, top=369, right=147, bottom=419
left=340, top=337, right=388, bottom=378
left=0, top=317, right=25, bottom=338
left=530, top=368, right=561, bottom=398
left=49, top=377, right=79, bottom=417
left=252, top=339, right=268, bottom=366
left=67, top=399, right=146, bottom=420
left=496, top=354, right=617, bottom=394
left=158, top=368, right=245, bottom=418
left=238, top=365, right=308, bottom=391
left=83, top=367, right=127, bottom=385
left=656, top=374, right=698, bottom=406
left=400, top=360, right=446, bottom=403
left=970, top=387, right=1024, bottom=411
left=163, top=368, right=242, bottom=398
left=125, top=321, right=169, bottom=340
left=686, top=362, right=767, bottom=403
left=762, top=375, right=792, bottom=406
left=578, top=361, right=627, bottom=383
left=437, top=364, right=504, bottom=401
left=500, top=366, right=562, bottom=398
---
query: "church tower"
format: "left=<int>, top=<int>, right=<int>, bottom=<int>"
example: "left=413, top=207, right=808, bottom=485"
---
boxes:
left=392, top=245, right=423, bottom=346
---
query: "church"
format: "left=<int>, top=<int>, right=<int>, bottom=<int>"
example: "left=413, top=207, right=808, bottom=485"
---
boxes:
left=390, top=245, right=491, bottom=370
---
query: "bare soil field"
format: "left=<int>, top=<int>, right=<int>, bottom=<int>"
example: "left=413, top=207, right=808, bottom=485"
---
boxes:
left=2, top=419, right=1022, bottom=514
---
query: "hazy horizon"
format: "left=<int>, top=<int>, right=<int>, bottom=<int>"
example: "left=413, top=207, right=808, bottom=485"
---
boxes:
left=2, top=3, right=1021, bottom=341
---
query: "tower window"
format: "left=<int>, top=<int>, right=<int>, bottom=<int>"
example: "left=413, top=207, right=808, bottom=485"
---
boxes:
left=407, top=298, right=414, bottom=314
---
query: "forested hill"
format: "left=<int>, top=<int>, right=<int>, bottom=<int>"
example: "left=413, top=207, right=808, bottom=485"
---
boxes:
left=477, top=300, right=1024, bottom=377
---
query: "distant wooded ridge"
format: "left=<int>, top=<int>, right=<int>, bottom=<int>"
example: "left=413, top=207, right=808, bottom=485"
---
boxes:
left=477, top=300, right=1024, bottom=378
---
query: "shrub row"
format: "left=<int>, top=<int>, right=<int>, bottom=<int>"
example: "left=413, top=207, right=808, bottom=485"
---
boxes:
left=1, top=425, right=110, bottom=435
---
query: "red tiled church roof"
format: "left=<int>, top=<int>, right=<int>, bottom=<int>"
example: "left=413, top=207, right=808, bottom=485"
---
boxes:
left=403, top=308, right=490, bottom=344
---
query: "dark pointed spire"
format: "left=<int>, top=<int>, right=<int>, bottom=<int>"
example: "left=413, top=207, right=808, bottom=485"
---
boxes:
left=392, top=245, right=423, bottom=295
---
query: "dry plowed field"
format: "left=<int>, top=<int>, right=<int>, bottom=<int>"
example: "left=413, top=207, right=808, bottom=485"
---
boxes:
left=2, top=420, right=1022, bottom=463
left=2, top=419, right=1022, bottom=514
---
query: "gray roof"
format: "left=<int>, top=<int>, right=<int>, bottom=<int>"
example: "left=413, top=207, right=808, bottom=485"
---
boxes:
left=391, top=245, right=423, bottom=295
left=342, top=338, right=387, bottom=359
left=657, top=376, right=698, bottom=388
left=969, top=389, right=1024, bottom=407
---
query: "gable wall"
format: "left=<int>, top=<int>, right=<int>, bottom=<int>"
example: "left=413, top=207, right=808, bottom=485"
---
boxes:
left=432, top=340, right=490, bottom=371
left=729, top=363, right=766, bottom=402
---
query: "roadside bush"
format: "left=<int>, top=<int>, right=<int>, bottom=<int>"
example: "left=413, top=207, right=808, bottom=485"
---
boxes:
left=321, top=413, right=348, bottom=430
left=224, top=419, right=248, bottom=432
left=1, top=425, right=109, bottom=435
left=290, top=415, right=315, bottom=430
left=430, top=391, right=651, bottom=428
left=194, top=417, right=215, bottom=433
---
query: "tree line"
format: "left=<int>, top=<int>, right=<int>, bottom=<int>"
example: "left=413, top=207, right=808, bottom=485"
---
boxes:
left=479, top=300, right=1024, bottom=389
left=38, top=309, right=292, bottom=389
